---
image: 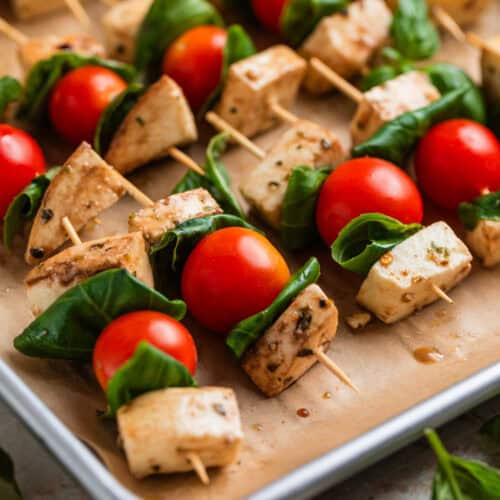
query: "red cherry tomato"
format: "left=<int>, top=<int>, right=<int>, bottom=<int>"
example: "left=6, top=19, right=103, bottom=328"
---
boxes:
left=93, top=311, right=197, bottom=390
left=181, top=227, right=291, bottom=334
left=316, top=157, right=424, bottom=245
left=251, top=0, right=288, bottom=33
left=0, top=125, right=46, bottom=219
left=415, top=119, right=500, bottom=210
left=49, top=65, right=127, bottom=145
left=163, top=26, right=227, bottom=111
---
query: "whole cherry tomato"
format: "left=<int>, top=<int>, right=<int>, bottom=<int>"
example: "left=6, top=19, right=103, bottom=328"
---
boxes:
left=181, top=227, right=290, bottom=334
left=163, top=26, right=227, bottom=111
left=93, top=311, right=197, bottom=390
left=0, top=125, right=46, bottom=219
left=49, top=65, right=127, bottom=145
left=316, top=157, right=424, bottom=245
left=251, top=0, right=288, bottom=33
left=415, top=119, right=500, bottom=209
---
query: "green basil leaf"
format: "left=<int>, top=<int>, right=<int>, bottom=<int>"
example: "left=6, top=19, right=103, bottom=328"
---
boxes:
left=480, top=416, right=500, bottom=445
left=352, top=86, right=468, bottom=166
left=105, top=341, right=197, bottom=417
left=3, top=167, right=61, bottom=250
left=173, top=133, right=245, bottom=218
left=0, top=77, right=22, bottom=117
left=280, top=165, right=332, bottom=250
left=280, top=0, right=349, bottom=47
left=150, top=214, right=257, bottom=293
left=0, top=448, right=22, bottom=500
left=226, top=257, right=320, bottom=358
left=94, top=83, right=144, bottom=155
left=14, top=269, right=186, bottom=360
left=134, top=0, right=223, bottom=76
left=458, top=191, right=500, bottom=230
left=331, top=213, right=422, bottom=276
left=17, top=53, right=136, bottom=123
left=391, top=0, right=440, bottom=60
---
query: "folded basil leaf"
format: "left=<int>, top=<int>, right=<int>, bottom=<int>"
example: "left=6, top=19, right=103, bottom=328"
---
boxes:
left=3, top=167, right=61, bottom=249
left=458, top=191, right=500, bottom=231
left=173, top=133, right=245, bottom=218
left=0, top=448, right=22, bottom=500
left=0, top=77, right=22, bottom=117
left=391, top=0, right=439, bottom=60
left=14, top=269, right=186, bottom=360
left=352, top=86, right=468, bottom=166
left=281, top=165, right=332, bottom=250
left=281, top=0, right=349, bottom=47
left=135, top=0, right=223, bottom=77
left=94, top=83, right=144, bottom=155
left=480, top=416, right=500, bottom=444
left=105, top=341, right=197, bottom=417
left=331, top=213, right=422, bottom=276
left=150, top=214, right=257, bottom=293
left=17, top=53, right=136, bottom=123
left=226, top=257, right=320, bottom=358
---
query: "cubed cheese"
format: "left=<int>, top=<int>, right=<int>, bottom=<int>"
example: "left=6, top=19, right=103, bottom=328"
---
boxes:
left=300, top=0, right=392, bottom=94
left=117, top=387, right=243, bottom=479
left=26, top=143, right=126, bottom=265
left=25, top=232, right=153, bottom=316
left=129, top=189, right=222, bottom=244
left=10, top=0, right=66, bottom=19
left=351, top=71, right=440, bottom=145
left=465, top=219, right=500, bottom=267
left=105, top=76, right=198, bottom=175
left=357, top=222, right=472, bottom=324
left=481, top=36, right=500, bottom=106
left=240, top=120, right=345, bottom=229
left=215, top=45, right=307, bottom=138
left=241, top=284, right=338, bottom=397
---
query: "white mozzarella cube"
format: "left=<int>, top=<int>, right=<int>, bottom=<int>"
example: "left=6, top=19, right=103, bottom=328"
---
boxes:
left=465, top=219, right=500, bottom=267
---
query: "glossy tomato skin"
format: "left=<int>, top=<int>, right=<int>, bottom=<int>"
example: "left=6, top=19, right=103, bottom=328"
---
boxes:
left=316, top=157, right=424, bottom=245
left=93, top=311, right=197, bottom=390
left=0, top=125, right=46, bottom=219
left=415, top=119, right=500, bottom=210
left=163, top=26, right=227, bottom=111
left=181, top=227, right=290, bottom=334
left=49, top=65, right=127, bottom=145
left=251, top=0, right=288, bottom=33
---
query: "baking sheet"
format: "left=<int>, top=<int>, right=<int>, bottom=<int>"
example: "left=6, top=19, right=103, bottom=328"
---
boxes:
left=0, top=2, right=500, bottom=499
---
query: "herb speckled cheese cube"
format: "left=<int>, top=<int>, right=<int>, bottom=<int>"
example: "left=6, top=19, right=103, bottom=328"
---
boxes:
left=129, top=189, right=222, bottom=244
left=117, top=387, right=243, bottom=479
left=25, top=232, right=153, bottom=316
left=241, top=284, right=338, bottom=397
left=351, top=71, right=440, bottom=145
left=300, top=0, right=392, bottom=94
left=465, top=219, right=500, bottom=267
left=240, top=120, right=345, bottom=229
left=357, top=222, right=472, bottom=324
left=215, top=45, right=307, bottom=138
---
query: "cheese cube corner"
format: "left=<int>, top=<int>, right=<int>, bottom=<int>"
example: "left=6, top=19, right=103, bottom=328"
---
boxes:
left=465, top=219, right=500, bottom=267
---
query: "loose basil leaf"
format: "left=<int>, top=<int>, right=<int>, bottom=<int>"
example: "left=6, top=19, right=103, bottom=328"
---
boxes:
left=14, top=269, right=186, bottom=360
left=391, top=0, right=439, bottom=60
left=134, top=0, right=223, bottom=76
left=173, top=133, right=245, bottom=218
left=426, top=428, right=500, bottom=500
left=0, top=77, right=22, bottom=117
left=352, top=86, right=468, bottom=166
left=281, top=0, right=349, bottom=47
left=105, top=341, right=197, bottom=417
left=280, top=165, right=332, bottom=251
left=0, top=448, right=22, bottom=500
left=459, top=191, right=500, bottom=230
left=94, top=83, right=144, bottom=155
left=481, top=416, right=500, bottom=445
left=226, top=257, right=320, bottom=358
left=150, top=214, right=257, bottom=293
left=331, top=213, right=422, bottom=275
left=199, top=24, right=256, bottom=116
left=425, top=63, right=486, bottom=124
left=17, top=53, right=136, bottom=123
left=3, top=167, right=61, bottom=249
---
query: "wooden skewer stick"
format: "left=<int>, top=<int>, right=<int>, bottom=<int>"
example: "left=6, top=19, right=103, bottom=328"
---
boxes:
left=185, top=452, right=210, bottom=485
left=431, top=284, right=454, bottom=304
left=312, top=348, right=359, bottom=393
left=168, top=147, right=205, bottom=176
left=116, top=174, right=155, bottom=208
left=63, top=0, right=92, bottom=29
left=432, top=6, right=466, bottom=43
left=62, top=216, right=82, bottom=245
left=0, top=17, right=28, bottom=46
left=310, top=58, right=364, bottom=104
left=268, top=100, right=300, bottom=125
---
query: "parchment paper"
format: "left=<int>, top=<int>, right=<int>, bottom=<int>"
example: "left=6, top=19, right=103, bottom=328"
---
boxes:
left=0, top=2, right=499, bottom=498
